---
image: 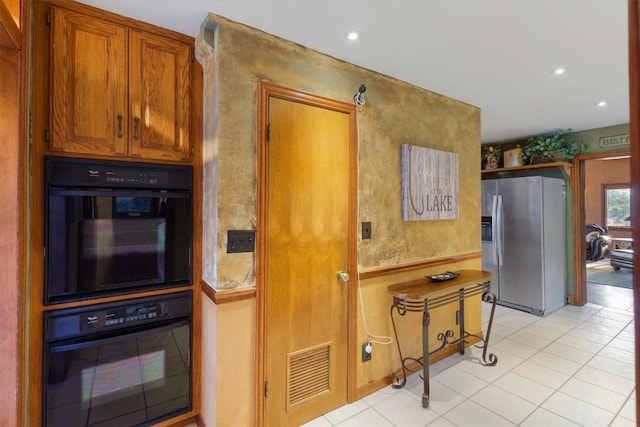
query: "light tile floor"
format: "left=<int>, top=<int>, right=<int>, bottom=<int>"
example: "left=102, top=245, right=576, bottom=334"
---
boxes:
left=303, top=283, right=635, bottom=427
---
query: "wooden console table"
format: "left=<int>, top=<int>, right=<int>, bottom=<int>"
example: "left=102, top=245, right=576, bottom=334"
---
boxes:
left=388, top=270, right=498, bottom=408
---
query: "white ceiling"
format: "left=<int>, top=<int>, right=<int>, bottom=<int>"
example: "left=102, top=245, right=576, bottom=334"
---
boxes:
left=76, top=0, right=629, bottom=144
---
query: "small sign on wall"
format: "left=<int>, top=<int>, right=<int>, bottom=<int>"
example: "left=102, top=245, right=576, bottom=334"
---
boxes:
left=401, top=144, right=459, bottom=221
left=599, top=134, right=630, bottom=148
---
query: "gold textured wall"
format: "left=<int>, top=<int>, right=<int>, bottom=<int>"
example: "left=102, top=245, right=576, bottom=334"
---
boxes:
left=356, top=85, right=480, bottom=268
left=199, top=14, right=481, bottom=426
left=209, top=15, right=481, bottom=285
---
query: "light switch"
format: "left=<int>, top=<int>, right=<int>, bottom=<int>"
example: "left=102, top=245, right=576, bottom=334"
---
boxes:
left=227, top=230, right=256, bottom=253
left=362, top=222, right=372, bottom=240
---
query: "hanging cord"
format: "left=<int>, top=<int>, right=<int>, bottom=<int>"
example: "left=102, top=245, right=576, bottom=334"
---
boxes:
left=357, top=273, right=393, bottom=346
left=353, top=96, right=393, bottom=347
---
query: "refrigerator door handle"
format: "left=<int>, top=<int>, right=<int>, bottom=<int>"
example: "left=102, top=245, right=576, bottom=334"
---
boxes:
left=491, top=195, right=498, bottom=265
left=496, top=195, right=504, bottom=266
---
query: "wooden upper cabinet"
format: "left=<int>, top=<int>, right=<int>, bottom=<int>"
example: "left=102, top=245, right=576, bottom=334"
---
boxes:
left=49, top=6, right=193, bottom=162
left=51, top=8, right=127, bottom=156
left=129, top=31, right=191, bottom=162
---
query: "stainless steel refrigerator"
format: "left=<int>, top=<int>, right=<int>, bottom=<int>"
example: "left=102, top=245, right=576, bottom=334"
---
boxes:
left=481, top=176, right=566, bottom=316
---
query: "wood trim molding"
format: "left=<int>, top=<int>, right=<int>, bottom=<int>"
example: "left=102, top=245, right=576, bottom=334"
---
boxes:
left=571, top=156, right=586, bottom=306
left=154, top=414, right=198, bottom=427
left=16, top=0, right=29, bottom=423
left=200, top=281, right=256, bottom=304
left=255, top=80, right=269, bottom=427
left=481, top=161, right=572, bottom=177
left=358, top=251, right=482, bottom=280
left=576, top=149, right=630, bottom=161
left=42, top=0, right=194, bottom=43
left=190, top=56, right=204, bottom=420
left=626, top=0, right=640, bottom=422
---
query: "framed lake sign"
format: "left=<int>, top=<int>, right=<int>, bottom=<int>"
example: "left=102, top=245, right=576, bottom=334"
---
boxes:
left=401, top=144, right=459, bottom=221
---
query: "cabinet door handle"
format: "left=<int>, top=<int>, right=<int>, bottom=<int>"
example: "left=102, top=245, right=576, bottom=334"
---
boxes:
left=117, top=114, right=123, bottom=139
left=133, top=116, right=140, bottom=140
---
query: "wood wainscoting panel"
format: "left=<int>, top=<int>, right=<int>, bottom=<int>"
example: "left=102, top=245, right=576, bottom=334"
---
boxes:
left=354, top=253, right=483, bottom=400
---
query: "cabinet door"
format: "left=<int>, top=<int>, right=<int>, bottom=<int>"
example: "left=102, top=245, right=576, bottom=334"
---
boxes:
left=129, top=31, right=191, bottom=162
left=51, top=8, right=127, bottom=156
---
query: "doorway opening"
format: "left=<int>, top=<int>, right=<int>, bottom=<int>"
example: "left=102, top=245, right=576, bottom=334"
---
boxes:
left=576, top=151, right=632, bottom=310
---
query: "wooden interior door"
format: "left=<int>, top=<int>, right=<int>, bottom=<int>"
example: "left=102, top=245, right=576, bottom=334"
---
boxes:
left=264, top=94, right=352, bottom=426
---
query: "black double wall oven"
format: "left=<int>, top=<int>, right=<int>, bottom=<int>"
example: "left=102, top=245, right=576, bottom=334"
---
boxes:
left=43, top=156, right=194, bottom=426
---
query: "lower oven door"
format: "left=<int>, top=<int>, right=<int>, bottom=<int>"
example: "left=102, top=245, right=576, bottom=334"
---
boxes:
left=43, top=293, right=192, bottom=427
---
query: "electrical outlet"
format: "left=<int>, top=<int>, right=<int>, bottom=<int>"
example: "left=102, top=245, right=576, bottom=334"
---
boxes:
left=227, top=230, right=256, bottom=253
left=362, top=222, right=372, bottom=240
left=362, top=342, right=372, bottom=362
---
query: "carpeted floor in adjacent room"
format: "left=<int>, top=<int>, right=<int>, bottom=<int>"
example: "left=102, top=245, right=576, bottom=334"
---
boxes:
left=587, top=259, right=632, bottom=289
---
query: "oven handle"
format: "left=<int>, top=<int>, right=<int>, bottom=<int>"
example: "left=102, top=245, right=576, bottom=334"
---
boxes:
left=49, top=189, right=190, bottom=198
left=47, top=318, right=190, bottom=353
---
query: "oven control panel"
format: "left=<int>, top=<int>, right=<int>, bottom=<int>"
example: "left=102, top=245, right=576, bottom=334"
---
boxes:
left=44, top=291, right=192, bottom=341
left=46, top=156, right=193, bottom=190
left=84, top=302, right=169, bottom=329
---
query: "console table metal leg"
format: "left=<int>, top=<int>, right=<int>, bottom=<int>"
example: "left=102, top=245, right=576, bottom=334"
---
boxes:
left=422, top=307, right=430, bottom=408
left=458, top=290, right=465, bottom=355
left=390, top=302, right=408, bottom=389
left=479, top=290, right=498, bottom=366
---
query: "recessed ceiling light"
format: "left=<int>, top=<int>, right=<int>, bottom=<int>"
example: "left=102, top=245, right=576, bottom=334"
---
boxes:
left=346, top=31, right=360, bottom=41
left=596, top=100, right=609, bottom=107
left=553, top=67, right=567, bottom=75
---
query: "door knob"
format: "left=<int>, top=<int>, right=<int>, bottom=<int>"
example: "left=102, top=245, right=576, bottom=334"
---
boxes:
left=337, top=271, right=350, bottom=282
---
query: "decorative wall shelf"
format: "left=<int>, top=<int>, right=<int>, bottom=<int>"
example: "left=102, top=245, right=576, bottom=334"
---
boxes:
left=481, top=161, right=572, bottom=177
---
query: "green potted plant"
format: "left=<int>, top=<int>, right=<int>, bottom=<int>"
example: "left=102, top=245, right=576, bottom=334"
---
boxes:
left=521, top=129, right=586, bottom=165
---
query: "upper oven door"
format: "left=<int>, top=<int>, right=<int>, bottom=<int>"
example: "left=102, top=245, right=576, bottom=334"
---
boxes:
left=45, top=188, right=192, bottom=304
